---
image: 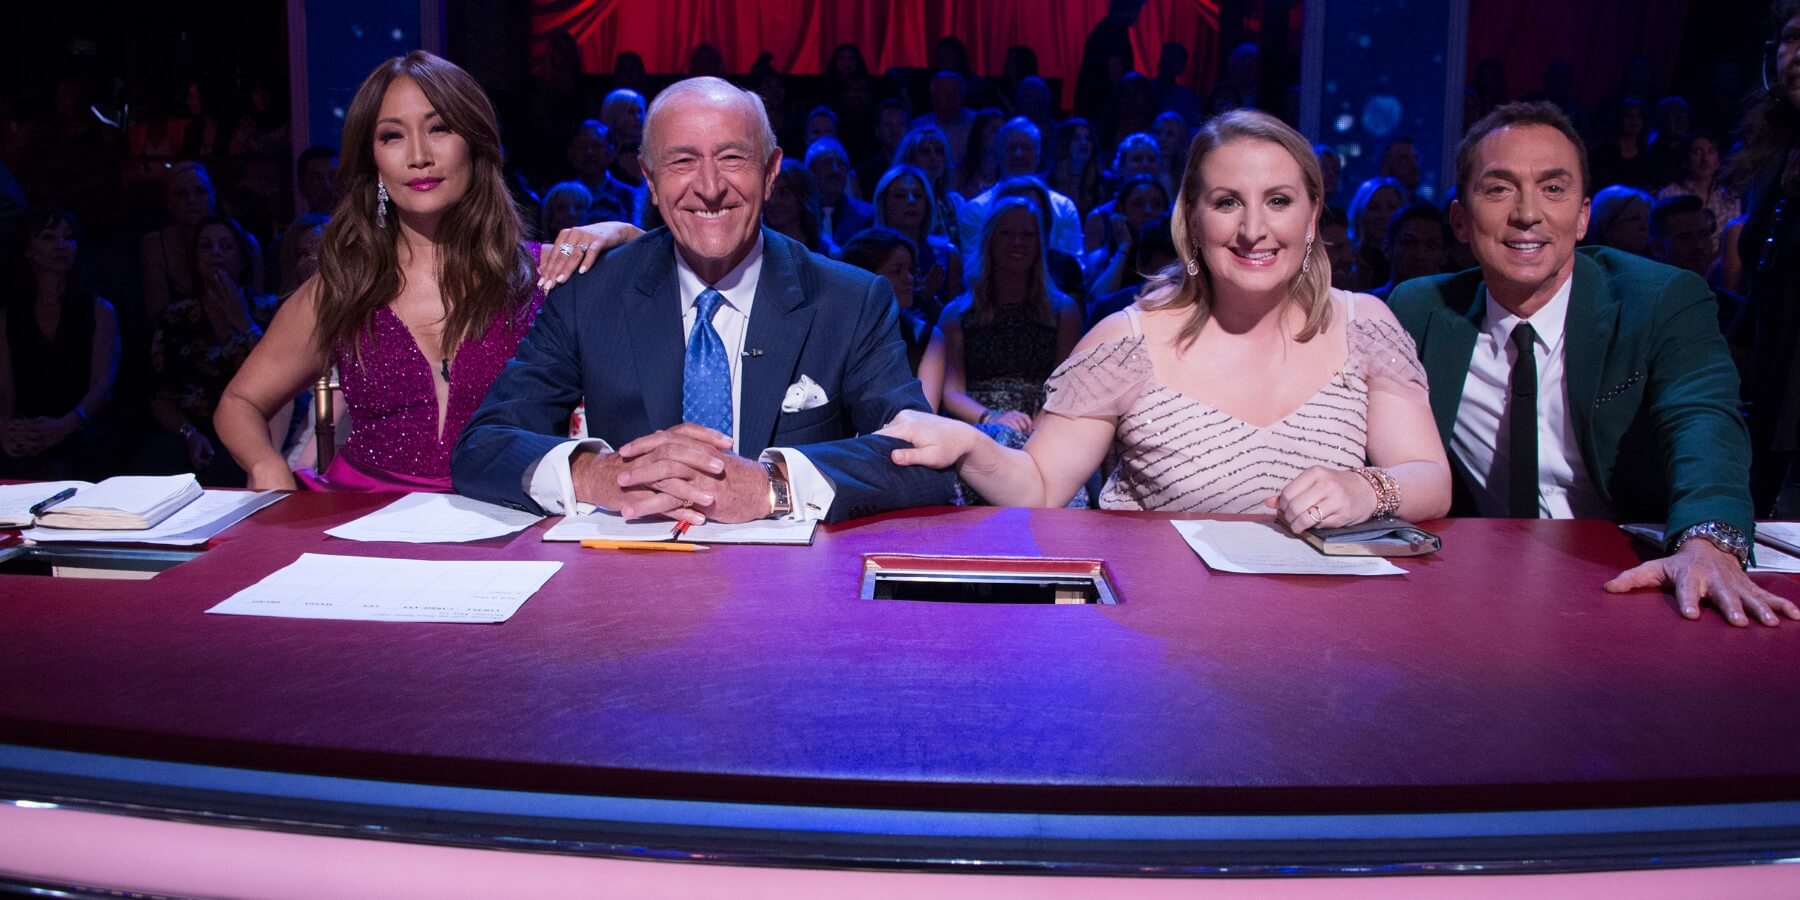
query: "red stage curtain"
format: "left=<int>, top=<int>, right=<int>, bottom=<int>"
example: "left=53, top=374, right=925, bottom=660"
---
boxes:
left=1465, top=0, right=1691, bottom=107
left=530, top=0, right=1222, bottom=108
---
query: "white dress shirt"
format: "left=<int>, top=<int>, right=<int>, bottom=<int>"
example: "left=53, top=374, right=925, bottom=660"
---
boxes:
left=1452, top=273, right=1612, bottom=519
left=524, top=233, right=835, bottom=520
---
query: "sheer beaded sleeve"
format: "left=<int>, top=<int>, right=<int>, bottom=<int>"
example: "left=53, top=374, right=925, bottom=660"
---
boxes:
left=1345, top=316, right=1429, bottom=394
left=1041, top=335, right=1155, bottom=419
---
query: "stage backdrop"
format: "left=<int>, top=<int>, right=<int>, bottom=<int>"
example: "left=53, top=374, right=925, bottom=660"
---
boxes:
left=529, top=0, right=1222, bottom=107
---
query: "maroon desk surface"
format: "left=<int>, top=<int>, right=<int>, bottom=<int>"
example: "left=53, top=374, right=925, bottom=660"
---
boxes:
left=3, top=493, right=1799, bottom=814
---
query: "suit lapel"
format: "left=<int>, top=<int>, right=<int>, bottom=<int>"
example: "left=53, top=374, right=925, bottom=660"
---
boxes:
left=1421, top=283, right=1484, bottom=445
left=1561, top=252, right=1611, bottom=485
left=624, top=233, right=684, bottom=431
left=738, top=230, right=816, bottom=456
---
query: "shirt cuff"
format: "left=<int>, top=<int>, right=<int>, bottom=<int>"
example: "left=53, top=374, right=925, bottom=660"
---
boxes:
left=762, top=447, right=834, bottom=522
left=526, top=438, right=613, bottom=515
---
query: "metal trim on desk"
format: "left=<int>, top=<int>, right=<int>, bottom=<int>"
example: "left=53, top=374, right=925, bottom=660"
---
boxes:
left=6, top=745, right=1800, bottom=877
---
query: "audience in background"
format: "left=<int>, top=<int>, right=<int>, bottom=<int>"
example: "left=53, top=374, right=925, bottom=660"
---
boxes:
left=872, top=164, right=961, bottom=322
left=1345, top=175, right=1405, bottom=290
left=139, top=161, right=217, bottom=321
left=765, top=160, right=832, bottom=255
left=805, top=137, right=871, bottom=248
left=838, top=228, right=946, bottom=411
left=1586, top=185, right=1653, bottom=257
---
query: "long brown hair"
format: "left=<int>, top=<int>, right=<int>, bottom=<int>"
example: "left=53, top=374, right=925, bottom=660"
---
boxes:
left=968, top=195, right=1054, bottom=327
left=1147, top=109, right=1330, bottom=350
left=316, top=50, right=530, bottom=362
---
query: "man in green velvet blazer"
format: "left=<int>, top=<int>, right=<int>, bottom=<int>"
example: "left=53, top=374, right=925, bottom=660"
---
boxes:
left=1388, top=101, right=1798, bottom=628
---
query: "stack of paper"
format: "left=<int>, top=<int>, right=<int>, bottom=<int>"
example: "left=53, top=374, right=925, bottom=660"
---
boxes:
left=542, top=509, right=817, bottom=545
left=33, top=474, right=203, bottom=530
left=24, top=490, right=283, bottom=546
left=1172, top=520, right=1406, bottom=576
left=0, top=481, right=89, bottom=528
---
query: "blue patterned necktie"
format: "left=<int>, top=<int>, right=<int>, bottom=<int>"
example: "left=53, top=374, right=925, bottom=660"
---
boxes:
left=683, top=288, right=733, bottom=437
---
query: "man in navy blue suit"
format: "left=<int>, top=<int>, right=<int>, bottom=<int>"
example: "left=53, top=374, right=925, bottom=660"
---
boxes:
left=453, top=77, right=952, bottom=523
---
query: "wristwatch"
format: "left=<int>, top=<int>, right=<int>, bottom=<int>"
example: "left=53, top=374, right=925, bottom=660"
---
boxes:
left=1668, top=520, right=1751, bottom=570
left=762, top=460, right=792, bottom=519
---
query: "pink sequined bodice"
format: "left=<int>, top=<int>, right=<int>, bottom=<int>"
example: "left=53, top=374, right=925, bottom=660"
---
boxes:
left=334, top=254, right=545, bottom=485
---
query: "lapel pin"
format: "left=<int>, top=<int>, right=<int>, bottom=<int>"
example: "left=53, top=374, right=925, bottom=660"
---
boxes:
left=742, top=349, right=764, bottom=358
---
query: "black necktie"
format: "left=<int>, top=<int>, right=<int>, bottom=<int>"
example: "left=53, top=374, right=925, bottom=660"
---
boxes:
left=1508, top=323, right=1539, bottom=518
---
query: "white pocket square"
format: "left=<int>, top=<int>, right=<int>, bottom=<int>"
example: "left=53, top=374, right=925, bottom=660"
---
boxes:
left=781, top=375, right=829, bottom=413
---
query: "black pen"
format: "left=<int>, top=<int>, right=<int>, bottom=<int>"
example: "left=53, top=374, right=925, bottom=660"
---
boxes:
left=29, top=487, right=78, bottom=517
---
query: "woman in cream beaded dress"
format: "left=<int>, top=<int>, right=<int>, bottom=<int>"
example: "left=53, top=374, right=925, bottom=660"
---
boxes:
left=881, top=110, right=1451, bottom=530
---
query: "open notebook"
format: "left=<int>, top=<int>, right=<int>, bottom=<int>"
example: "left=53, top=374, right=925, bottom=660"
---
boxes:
left=542, top=510, right=816, bottom=545
left=3, top=475, right=202, bottom=530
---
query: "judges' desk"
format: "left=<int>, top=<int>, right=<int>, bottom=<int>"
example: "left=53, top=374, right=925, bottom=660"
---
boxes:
left=2, top=492, right=1799, bottom=895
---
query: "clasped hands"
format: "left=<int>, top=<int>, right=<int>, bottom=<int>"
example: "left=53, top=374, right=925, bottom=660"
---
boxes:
left=571, top=423, right=772, bottom=525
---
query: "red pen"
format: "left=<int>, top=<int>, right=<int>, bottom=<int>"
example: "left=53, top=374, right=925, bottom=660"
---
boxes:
left=673, top=520, right=692, bottom=538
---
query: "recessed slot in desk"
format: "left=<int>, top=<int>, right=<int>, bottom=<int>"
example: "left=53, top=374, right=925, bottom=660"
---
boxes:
left=860, top=554, right=1119, bottom=604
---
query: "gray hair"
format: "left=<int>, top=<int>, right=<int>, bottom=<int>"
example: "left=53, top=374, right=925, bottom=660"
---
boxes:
left=638, top=76, right=779, bottom=172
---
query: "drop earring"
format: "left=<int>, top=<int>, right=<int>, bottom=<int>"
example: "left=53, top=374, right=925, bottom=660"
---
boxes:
left=1185, top=244, right=1201, bottom=276
left=1300, top=233, right=1314, bottom=275
left=376, top=181, right=389, bottom=229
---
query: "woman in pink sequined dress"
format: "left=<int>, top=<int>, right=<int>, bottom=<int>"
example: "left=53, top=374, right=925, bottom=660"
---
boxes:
left=215, top=52, right=637, bottom=492
left=880, top=110, right=1452, bottom=530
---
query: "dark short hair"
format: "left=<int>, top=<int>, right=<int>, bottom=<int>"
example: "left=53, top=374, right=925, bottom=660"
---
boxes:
left=1650, top=193, right=1709, bottom=238
left=1455, top=101, right=1591, bottom=198
left=1385, top=201, right=1447, bottom=247
left=296, top=145, right=337, bottom=180
left=838, top=227, right=919, bottom=273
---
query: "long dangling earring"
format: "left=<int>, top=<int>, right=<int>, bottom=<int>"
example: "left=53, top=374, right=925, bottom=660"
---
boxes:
left=1185, top=243, right=1201, bottom=276
left=376, top=181, right=389, bottom=230
left=1300, top=233, right=1314, bottom=275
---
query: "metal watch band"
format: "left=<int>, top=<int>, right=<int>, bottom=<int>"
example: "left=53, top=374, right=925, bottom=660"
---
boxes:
left=762, top=461, right=792, bottom=519
left=1668, top=520, right=1751, bottom=570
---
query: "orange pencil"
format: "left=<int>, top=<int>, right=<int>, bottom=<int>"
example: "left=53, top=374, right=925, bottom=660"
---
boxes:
left=580, top=539, right=707, bottom=552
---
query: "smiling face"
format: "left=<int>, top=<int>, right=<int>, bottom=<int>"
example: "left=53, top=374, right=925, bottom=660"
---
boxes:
left=882, top=174, right=927, bottom=232
left=1450, top=123, right=1590, bottom=314
left=1191, top=138, right=1316, bottom=302
left=372, top=76, right=474, bottom=225
left=989, top=206, right=1041, bottom=278
left=643, top=88, right=781, bottom=282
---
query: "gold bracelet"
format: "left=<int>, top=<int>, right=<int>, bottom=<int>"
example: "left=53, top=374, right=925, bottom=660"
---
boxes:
left=1352, top=466, right=1401, bottom=518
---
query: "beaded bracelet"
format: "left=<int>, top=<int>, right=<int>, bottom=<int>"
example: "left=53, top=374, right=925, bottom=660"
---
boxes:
left=1352, top=466, right=1401, bottom=518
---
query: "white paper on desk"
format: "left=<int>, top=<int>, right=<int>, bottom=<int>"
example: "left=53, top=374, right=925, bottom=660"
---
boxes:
left=205, top=553, right=561, bottom=623
left=0, top=481, right=88, bottom=528
left=542, top=509, right=817, bottom=544
left=22, top=490, right=283, bottom=545
left=1620, top=522, right=1800, bottom=573
left=325, top=493, right=543, bottom=543
left=1172, top=520, right=1405, bottom=576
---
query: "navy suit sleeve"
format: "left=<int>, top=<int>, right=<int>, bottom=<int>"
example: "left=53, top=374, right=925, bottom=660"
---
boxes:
left=793, top=273, right=957, bottom=522
left=450, top=280, right=589, bottom=514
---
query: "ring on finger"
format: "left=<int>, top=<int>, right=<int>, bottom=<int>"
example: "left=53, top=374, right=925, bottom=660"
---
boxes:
left=1309, top=505, right=1323, bottom=521
left=576, top=242, right=590, bottom=252
left=557, top=242, right=575, bottom=256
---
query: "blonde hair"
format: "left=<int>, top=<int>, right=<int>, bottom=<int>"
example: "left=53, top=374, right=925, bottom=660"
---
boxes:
left=1147, top=109, right=1331, bottom=349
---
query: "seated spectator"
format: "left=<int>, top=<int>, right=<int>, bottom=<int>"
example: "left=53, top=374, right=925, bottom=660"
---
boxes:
left=806, top=137, right=872, bottom=248
left=1649, top=95, right=1693, bottom=186
left=1083, top=175, right=1171, bottom=301
left=1047, top=118, right=1105, bottom=219
left=872, top=164, right=962, bottom=322
left=937, top=196, right=1082, bottom=501
left=894, top=125, right=965, bottom=249
left=765, top=160, right=833, bottom=255
left=1379, top=137, right=1423, bottom=200
left=1656, top=132, right=1740, bottom=259
left=1648, top=194, right=1721, bottom=279
left=277, top=213, right=328, bottom=297
left=914, top=71, right=978, bottom=172
left=883, top=110, right=1451, bottom=525
left=1370, top=203, right=1451, bottom=300
left=1153, top=111, right=1191, bottom=190
left=1347, top=175, right=1406, bottom=289
left=1012, top=76, right=1056, bottom=135
left=541, top=181, right=595, bottom=243
left=838, top=228, right=946, bottom=410
left=1318, top=205, right=1358, bottom=291
left=1102, top=73, right=1160, bottom=161
left=1085, top=133, right=1162, bottom=251
left=1592, top=97, right=1657, bottom=190
left=140, top=161, right=217, bottom=322
left=1086, top=214, right=1177, bottom=329
left=1586, top=185, right=1653, bottom=256
left=601, top=89, right=647, bottom=187
left=958, top=119, right=1083, bottom=263
left=0, top=208, right=120, bottom=480
left=805, top=105, right=839, bottom=147
left=957, top=108, right=1007, bottom=199
left=295, top=146, right=341, bottom=217
left=858, top=99, right=911, bottom=192
left=146, top=215, right=270, bottom=485
left=967, top=175, right=1086, bottom=296
left=564, top=120, right=634, bottom=223
left=1314, top=143, right=1342, bottom=204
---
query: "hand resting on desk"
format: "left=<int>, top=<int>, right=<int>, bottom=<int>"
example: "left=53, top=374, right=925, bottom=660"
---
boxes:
left=571, top=422, right=772, bottom=525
